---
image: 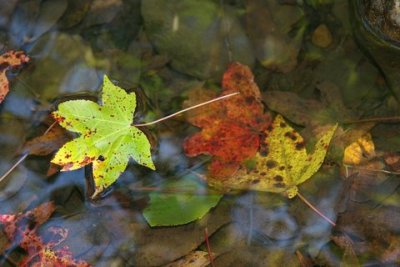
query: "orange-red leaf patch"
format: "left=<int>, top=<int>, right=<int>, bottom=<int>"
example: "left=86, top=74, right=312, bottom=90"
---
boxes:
left=183, top=63, right=271, bottom=178
left=0, top=50, right=29, bottom=103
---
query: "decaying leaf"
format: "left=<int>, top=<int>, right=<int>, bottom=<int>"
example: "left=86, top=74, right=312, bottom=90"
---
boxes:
left=184, top=62, right=271, bottom=178
left=0, top=202, right=90, bottom=267
left=208, top=115, right=337, bottom=198
left=0, top=50, right=30, bottom=103
left=164, top=250, right=213, bottom=267
left=343, top=133, right=375, bottom=166
left=23, top=121, right=72, bottom=156
left=51, top=75, right=155, bottom=197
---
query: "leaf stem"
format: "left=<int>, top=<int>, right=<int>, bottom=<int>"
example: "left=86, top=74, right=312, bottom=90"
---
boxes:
left=204, top=227, right=216, bottom=267
left=344, top=164, right=400, bottom=175
left=133, top=92, right=239, bottom=127
left=296, top=192, right=336, bottom=227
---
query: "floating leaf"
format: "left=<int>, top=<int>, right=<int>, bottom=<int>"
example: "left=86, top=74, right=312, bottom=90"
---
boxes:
left=0, top=50, right=29, bottom=103
left=143, top=179, right=222, bottom=226
left=184, top=62, right=271, bottom=178
left=208, top=115, right=337, bottom=198
left=51, top=75, right=155, bottom=197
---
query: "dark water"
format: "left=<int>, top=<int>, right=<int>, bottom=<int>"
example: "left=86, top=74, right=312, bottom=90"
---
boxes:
left=0, top=0, right=400, bottom=266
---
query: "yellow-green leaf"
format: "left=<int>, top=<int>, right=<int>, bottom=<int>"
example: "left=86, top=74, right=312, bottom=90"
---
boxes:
left=51, top=75, right=155, bottom=197
left=208, top=115, right=337, bottom=198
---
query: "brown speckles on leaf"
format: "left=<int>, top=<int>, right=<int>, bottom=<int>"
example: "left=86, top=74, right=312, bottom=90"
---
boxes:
left=284, top=131, right=297, bottom=141
left=295, top=141, right=305, bottom=150
left=62, top=162, right=74, bottom=171
left=274, top=182, right=286, bottom=188
left=266, top=160, right=277, bottom=169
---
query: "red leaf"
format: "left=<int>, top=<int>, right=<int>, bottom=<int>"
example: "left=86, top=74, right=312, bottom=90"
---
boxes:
left=0, top=50, right=29, bottom=104
left=183, top=63, right=271, bottom=178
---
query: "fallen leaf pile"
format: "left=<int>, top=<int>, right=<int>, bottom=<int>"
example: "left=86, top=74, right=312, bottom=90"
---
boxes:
left=51, top=75, right=155, bottom=197
left=0, top=50, right=29, bottom=104
left=0, top=202, right=90, bottom=266
left=207, top=115, right=337, bottom=198
left=184, top=62, right=271, bottom=178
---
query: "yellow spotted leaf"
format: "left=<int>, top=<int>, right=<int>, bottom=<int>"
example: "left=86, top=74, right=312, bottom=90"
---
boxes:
left=208, top=115, right=337, bottom=198
left=343, top=133, right=375, bottom=165
left=51, top=75, right=155, bottom=197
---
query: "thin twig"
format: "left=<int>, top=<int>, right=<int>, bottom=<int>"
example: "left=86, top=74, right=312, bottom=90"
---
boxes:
left=296, top=192, right=336, bottom=227
left=133, top=92, right=239, bottom=127
left=344, top=164, right=400, bottom=175
left=0, top=122, right=56, bottom=184
left=344, top=116, right=400, bottom=124
left=0, top=153, right=28, bottom=184
left=204, top=227, right=216, bottom=267
left=43, top=121, right=57, bottom=135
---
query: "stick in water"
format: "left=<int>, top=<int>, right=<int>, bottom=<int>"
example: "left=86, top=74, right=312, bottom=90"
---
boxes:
left=204, top=227, right=216, bottom=267
left=133, top=92, right=239, bottom=127
left=0, top=122, right=57, bottom=184
left=296, top=192, right=336, bottom=227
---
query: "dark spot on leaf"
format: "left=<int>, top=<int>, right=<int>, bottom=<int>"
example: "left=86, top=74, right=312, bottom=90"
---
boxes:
left=274, top=182, right=286, bottom=188
left=274, top=175, right=283, bottom=182
left=266, top=160, right=277, bottom=168
left=259, top=143, right=269, bottom=157
left=245, top=96, right=254, bottom=104
left=260, top=172, right=266, bottom=176
left=279, top=166, right=285, bottom=170
left=98, top=155, right=105, bottom=161
left=295, top=141, right=305, bottom=150
left=284, top=131, right=297, bottom=141
left=280, top=122, right=287, bottom=127
left=252, top=179, right=260, bottom=184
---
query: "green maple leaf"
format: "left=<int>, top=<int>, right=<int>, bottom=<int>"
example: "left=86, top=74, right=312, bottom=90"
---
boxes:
left=51, top=75, right=155, bottom=197
left=208, top=115, right=337, bottom=198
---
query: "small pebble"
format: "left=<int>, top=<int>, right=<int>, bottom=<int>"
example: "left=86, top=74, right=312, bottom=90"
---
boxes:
left=312, top=24, right=333, bottom=48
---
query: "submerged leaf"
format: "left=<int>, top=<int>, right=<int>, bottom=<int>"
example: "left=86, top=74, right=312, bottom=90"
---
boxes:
left=0, top=202, right=90, bottom=266
left=143, top=179, right=222, bottom=226
left=208, top=115, right=337, bottom=198
left=23, top=121, right=72, bottom=156
left=0, top=50, right=30, bottom=103
left=184, top=62, right=271, bottom=178
left=51, top=75, right=155, bottom=197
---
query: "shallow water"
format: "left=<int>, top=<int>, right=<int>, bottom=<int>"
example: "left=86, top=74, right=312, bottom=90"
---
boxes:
left=1, top=0, right=400, bottom=266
